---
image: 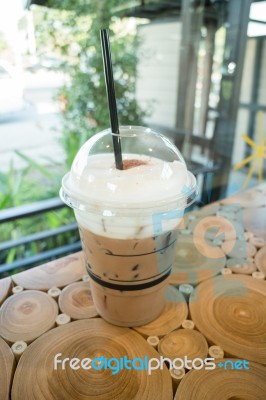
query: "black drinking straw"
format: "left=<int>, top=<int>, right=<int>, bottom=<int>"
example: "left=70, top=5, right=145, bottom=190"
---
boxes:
left=100, top=29, right=123, bottom=170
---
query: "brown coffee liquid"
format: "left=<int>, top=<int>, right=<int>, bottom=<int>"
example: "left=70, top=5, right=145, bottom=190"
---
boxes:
left=79, top=227, right=178, bottom=287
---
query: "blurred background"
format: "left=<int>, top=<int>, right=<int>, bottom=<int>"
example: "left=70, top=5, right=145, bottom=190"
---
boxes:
left=0, top=0, right=265, bottom=275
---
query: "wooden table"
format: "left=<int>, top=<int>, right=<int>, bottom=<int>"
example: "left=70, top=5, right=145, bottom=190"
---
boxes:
left=1, top=183, right=266, bottom=400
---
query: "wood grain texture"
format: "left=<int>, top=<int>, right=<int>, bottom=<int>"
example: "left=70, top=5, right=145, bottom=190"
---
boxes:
left=170, top=236, right=226, bottom=286
left=255, top=245, right=266, bottom=275
left=175, top=360, right=266, bottom=400
left=12, top=286, right=23, bottom=294
left=220, top=186, right=266, bottom=240
left=178, top=284, right=194, bottom=302
left=190, top=275, right=266, bottom=364
left=244, top=231, right=254, bottom=241
left=0, top=277, right=12, bottom=305
left=221, top=268, right=232, bottom=275
left=226, top=258, right=257, bottom=275
left=0, top=184, right=265, bottom=400
left=0, top=336, right=15, bottom=400
left=55, top=314, right=71, bottom=326
left=192, top=215, right=237, bottom=241
left=242, top=207, right=266, bottom=240
left=12, top=252, right=86, bottom=290
left=222, top=240, right=257, bottom=259
left=208, top=346, right=224, bottom=359
left=11, top=341, right=28, bottom=361
left=58, top=282, right=98, bottom=320
left=134, top=286, right=188, bottom=338
left=170, top=368, right=185, bottom=392
left=48, top=287, right=61, bottom=300
left=11, top=319, right=173, bottom=400
left=181, top=320, right=195, bottom=330
left=220, top=189, right=266, bottom=208
left=250, top=237, right=266, bottom=249
left=147, top=336, right=160, bottom=349
left=158, top=329, right=208, bottom=362
left=0, top=290, right=58, bottom=344
left=252, top=271, right=265, bottom=280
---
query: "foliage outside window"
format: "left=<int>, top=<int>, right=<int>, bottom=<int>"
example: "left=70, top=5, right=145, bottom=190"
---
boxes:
left=34, top=0, right=146, bottom=167
left=0, top=0, right=147, bottom=273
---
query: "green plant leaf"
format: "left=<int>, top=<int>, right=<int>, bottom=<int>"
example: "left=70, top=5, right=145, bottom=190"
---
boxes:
left=6, top=247, right=17, bottom=264
left=15, top=151, right=55, bottom=179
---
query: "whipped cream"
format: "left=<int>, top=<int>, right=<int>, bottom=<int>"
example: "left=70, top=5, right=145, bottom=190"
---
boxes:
left=68, top=153, right=189, bottom=206
left=62, top=153, right=195, bottom=238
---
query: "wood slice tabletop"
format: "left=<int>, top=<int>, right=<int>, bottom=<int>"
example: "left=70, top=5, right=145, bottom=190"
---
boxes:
left=170, top=367, right=186, bottom=392
left=192, top=215, right=237, bottom=241
left=175, top=359, right=266, bottom=400
left=170, top=235, right=226, bottom=286
left=226, top=258, right=257, bottom=275
left=158, top=329, right=208, bottom=362
left=255, top=245, right=266, bottom=275
left=0, top=183, right=265, bottom=400
left=222, top=240, right=257, bottom=259
left=250, top=236, right=266, bottom=249
left=0, top=277, right=12, bottom=305
left=11, top=318, right=173, bottom=400
left=220, top=188, right=266, bottom=240
left=12, top=252, right=87, bottom=290
left=0, top=290, right=58, bottom=344
left=58, top=282, right=98, bottom=320
left=133, top=286, right=188, bottom=338
left=242, top=207, right=266, bottom=240
left=208, top=345, right=224, bottom=359
left=220, top=190, right=266, bottom=208
left=0, top=336, right=15, bottom=400
left=190, top=275, right=266, bottom=364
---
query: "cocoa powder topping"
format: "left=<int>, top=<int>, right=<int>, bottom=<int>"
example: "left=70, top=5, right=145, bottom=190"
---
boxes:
left=122, top=159, right=148, bottom=169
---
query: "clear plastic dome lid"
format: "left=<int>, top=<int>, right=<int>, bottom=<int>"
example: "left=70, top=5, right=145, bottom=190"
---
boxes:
left=60, top=126, right=198, bottom=211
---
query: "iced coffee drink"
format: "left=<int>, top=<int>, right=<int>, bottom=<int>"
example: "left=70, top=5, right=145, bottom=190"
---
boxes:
left=60, top=126, right=197, bottom=326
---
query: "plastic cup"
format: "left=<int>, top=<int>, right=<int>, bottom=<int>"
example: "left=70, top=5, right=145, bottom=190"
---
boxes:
left=60, top=126, right=197, bottom=326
